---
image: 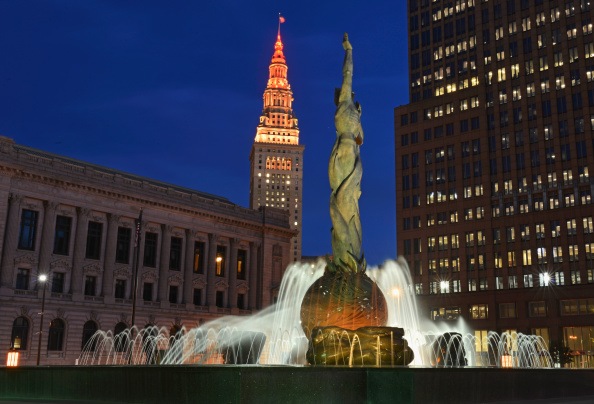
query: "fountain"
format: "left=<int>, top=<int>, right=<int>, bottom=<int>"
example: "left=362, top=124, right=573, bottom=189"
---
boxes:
left=78, top=34, right=554, bottom=370
left=78, top=258, right=553, bottom=369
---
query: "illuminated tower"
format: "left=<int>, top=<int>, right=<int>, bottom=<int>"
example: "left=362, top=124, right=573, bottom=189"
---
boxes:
left=250, top=19, right=304, bottom=263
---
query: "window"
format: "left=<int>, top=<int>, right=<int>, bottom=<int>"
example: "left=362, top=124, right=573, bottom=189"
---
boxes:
left=499, top=303, right=516, bottom=318
left=81, top=320, right=98, bottom=351
left=193, top=288, right=203, bottom=306
left=143, top=282, right=153, bottom=301
left=237, top=293, right=246, bottom=310
left=539, top=56, right=548, bottom=71
left=143, top=232, right=158, bottom=267
left=114, top=279, right=126, bottom=299
left=15, top=268, right=29, bottom=290
left=85, top=221, right=103, bottom=260
left=496, top=276, right=503, bottom=289
left=84, top=275, right=96, bottom=296
left=53, top=215, right=72, bottom=255
left=569, top=47, right=579, bottom=63
left=470, top=304, right=488, bottom=319
left=529, top=301, right=546, bottom=317
left=509, top=275, right=518, bottom=289
left=584, top=217, right=594, bottom=233
left=18, top=209, right=38, bottom=250
left=479, top=277, right=488, bottom=290
left=168, top=285, right=178, bottom=304
left=193, top=241, right=205, bottom=274
left=560, top=299, right=594, bottom=315
left=115, top=227, right=131, bottom=264
left=47, top=318, right=65, bottom=351
left=430, top=307, right=461, bottom=321
left=216, top=290, right=225, bottom=308
left=51, top=272, right=64, bottom=294
left=169, top=237, right=182, bottom=271
left=525, top=58, right=535, bottom=75
left=237, top=249, right=247, bottom=280
left=216, top=246, right=226, bottom=276
left=10, top=316, right=29, bottom=350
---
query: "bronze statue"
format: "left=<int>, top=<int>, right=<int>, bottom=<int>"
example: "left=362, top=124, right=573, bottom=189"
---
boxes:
left=329, top=33, right=365, bottom=274
left=300, top=34, right=413, bottom=367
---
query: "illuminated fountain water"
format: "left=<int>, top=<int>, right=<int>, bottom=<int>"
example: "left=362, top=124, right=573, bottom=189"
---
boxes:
left=78, top=257, right=553, bottom=368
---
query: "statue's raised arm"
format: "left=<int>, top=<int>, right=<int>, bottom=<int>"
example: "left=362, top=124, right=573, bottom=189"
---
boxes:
left=337, top=33, right=353, bottom=105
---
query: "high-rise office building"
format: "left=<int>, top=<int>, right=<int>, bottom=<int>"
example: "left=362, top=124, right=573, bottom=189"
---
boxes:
left=250, top=22, right=304, bottom=263
left=395, top=0, right=594, bottom=366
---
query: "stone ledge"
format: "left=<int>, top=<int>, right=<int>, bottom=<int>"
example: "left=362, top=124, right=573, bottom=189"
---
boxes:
left=1, top=366, right=594, bottom=403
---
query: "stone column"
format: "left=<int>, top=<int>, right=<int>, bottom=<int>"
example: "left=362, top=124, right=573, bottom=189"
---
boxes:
left=37, top=201, right=57, bottom=274
left=102, top=214, right=119, bottom=303
left=0, top=193, right=22, bottom=289
left=206, top=233, right=218, bottom=307
left=183, top=229, right=195, bottom=305
left=158, top=224, right=171, bottom=304
left=248, top=241, right=259, bottom=310
left=70, top=207, right=89, bottom=299
left=228, top=238, right=239, bottom=310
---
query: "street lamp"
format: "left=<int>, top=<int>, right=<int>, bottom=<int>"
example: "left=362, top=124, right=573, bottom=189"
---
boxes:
left=36, top=273, right=48, bottom=366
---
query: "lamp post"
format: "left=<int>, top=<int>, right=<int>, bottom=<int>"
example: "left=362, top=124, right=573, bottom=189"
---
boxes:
left=128, top=208, right=143, bottom=364
left=36, top=273, right=48, bottom=366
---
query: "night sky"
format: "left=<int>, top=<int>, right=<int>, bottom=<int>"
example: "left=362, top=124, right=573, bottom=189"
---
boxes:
left=0, top=1, right=409, bottom=266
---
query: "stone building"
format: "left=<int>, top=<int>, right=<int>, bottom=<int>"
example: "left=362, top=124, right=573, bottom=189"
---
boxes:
left=0, top=136, right=294, bottom=365
left=250, top=21, right=305, bottom=263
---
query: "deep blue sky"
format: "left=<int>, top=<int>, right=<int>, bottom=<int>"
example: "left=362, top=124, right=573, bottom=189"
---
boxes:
left=0, top=1, right=409, bottom=266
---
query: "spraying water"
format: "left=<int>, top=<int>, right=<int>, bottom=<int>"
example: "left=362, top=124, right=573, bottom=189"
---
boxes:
left=78, top=258, right=553, bottom=368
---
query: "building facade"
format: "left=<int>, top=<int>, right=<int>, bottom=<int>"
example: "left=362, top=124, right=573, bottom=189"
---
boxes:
left=0, top=136, right=294, bottom=365
left=395, top=0, right=594, bottom=367
left=250, top=23, right=305, bottom=263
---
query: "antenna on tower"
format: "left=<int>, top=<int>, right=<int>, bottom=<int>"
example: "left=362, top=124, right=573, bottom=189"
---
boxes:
left=278, top=13, right=285, bottom=37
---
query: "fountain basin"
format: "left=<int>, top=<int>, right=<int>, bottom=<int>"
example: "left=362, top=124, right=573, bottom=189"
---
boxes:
left=2, top=365, right=594, bottom=403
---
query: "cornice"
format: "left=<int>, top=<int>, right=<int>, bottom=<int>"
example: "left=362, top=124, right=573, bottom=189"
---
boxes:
left=0, top=160, right=291, bottom=234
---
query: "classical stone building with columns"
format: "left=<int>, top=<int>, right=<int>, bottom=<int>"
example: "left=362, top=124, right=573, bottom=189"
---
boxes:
left=0, top=136, right=295, bottom=365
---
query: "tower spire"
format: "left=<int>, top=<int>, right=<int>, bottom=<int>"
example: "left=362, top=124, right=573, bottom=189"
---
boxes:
left=253, top=15, right=298, bottom=144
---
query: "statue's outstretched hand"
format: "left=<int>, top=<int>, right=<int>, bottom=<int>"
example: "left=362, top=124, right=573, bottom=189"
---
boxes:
left=343, top=33, right=352, bottom=50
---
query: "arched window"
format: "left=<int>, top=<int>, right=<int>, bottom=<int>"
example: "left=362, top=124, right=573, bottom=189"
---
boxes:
left=47, top=318, right=65, bottom=351
left=113, top=322, right=129, bottom=353
left=11, top=316, right=29, bottom=350
left=81, top=320, right=98, bottom=351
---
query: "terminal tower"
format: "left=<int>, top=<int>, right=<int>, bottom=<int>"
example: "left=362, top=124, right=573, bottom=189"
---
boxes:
left=250, top=19, right=304, bottom=263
